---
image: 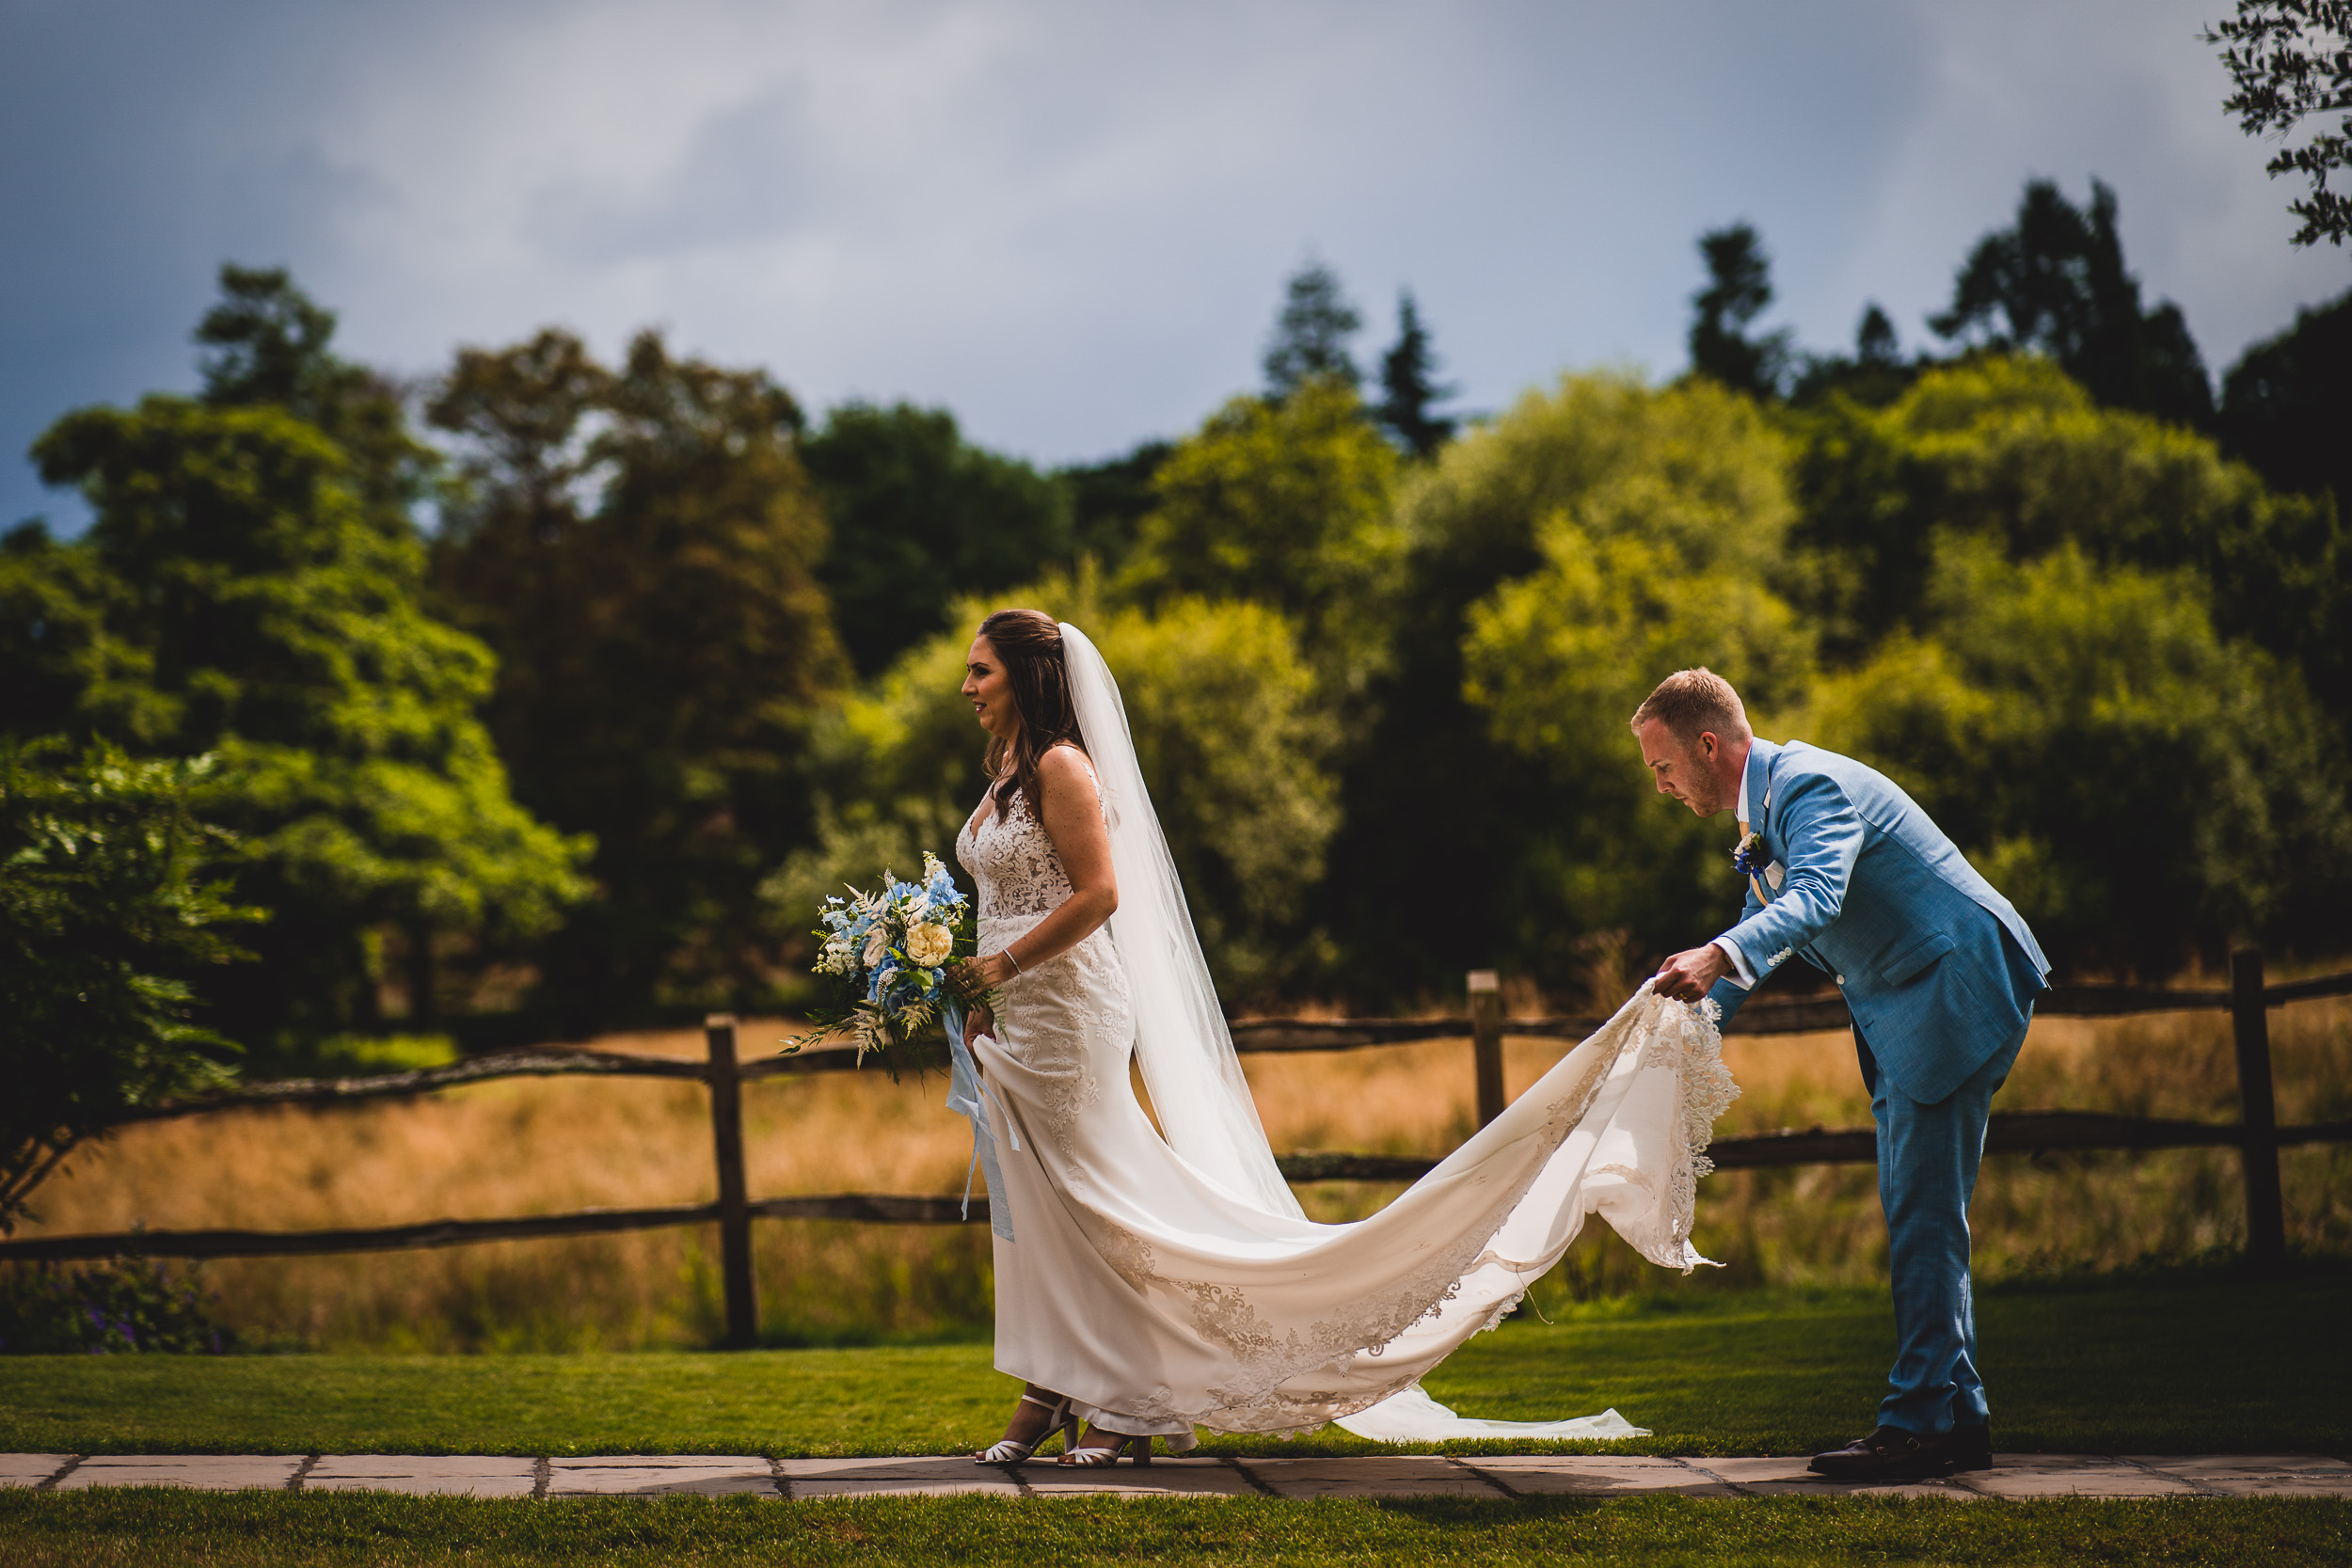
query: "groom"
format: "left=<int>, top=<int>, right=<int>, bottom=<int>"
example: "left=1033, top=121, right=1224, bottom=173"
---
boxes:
left=1633, top=668, right=2049, bottom=1481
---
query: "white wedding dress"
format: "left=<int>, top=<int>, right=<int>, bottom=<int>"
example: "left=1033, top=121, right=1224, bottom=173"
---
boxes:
left=952, top=625, right=1738, bottom=1443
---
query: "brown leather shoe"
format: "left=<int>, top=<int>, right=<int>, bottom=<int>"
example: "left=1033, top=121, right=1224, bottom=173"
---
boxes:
left=1807, top=1425, right=1958, bottom=1481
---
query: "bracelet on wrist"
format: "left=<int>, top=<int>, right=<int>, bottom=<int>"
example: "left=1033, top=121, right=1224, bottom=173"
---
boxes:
left=1003, top=948, right=1023, bottom=975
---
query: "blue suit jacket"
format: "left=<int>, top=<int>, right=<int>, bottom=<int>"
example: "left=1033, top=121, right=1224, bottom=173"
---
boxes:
left=1704, top=739, right=2050, bottom=1104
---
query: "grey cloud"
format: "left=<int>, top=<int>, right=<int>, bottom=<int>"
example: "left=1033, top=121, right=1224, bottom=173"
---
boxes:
left=4, top=0, right=2344, bottom=533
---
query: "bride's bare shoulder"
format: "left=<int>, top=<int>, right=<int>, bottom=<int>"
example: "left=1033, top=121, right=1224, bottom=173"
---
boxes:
left=1035, top=742, right=1103, bottom=806
left=1037, top=741, right=1099, bottom=786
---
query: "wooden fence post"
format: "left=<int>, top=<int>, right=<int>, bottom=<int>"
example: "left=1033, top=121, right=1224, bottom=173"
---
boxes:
left=2229, top=949, right=2286, bottom=1273
left=705, top=1014, right=758, bottom=1349
left=1469, top=970, right=1504, bottom=1129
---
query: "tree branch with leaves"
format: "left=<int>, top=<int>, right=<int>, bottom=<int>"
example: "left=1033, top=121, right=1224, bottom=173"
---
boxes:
left=2206, top=1, right=2352, bottom=246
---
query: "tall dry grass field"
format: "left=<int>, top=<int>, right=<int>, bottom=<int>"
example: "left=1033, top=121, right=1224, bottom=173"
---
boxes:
left=13, top=998, right=2347, bottom=1349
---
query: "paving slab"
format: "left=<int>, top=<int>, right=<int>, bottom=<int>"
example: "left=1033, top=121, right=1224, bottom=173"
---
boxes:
left=1023, top=1456, right=1260, bottom=1497
left=548, top=1455, right=775, bottom=1497
left=0, top=1455, right=72, bottom=1490
left=306, top=1455, right=537, bottom=1498
left=1240, top=1455, right=1507, bottom=1499
left=1963, top=1455, right=2197, bottom=1498
left=2128, top=1455, right=2352, bottom=1497
left=778, top=1455, right=1023, bottom=1497
left=1696, top=1455, right=1979, bottom=1499
left=1460, top=1456, right=1736, bottom=1497
left=56, top=1454, right=303, bottom=1492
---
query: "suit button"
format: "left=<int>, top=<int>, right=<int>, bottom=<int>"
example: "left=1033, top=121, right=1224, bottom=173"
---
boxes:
left=1835, top=974, right=1846, bottom=985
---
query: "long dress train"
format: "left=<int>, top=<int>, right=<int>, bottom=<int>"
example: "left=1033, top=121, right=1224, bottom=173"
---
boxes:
left=956, top=637, right=1738, bottom=1441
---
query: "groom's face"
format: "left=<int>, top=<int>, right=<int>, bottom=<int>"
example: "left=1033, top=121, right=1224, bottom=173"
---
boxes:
left=1636, top=721, right=1731, bottom=816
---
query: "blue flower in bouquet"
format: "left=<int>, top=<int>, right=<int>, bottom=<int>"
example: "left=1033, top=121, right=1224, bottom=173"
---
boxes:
left=788, top=850, right=987, bottom=1066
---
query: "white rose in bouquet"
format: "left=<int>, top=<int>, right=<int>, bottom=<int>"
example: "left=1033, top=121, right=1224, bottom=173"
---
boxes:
left=906, top=921, right=954, bottom=968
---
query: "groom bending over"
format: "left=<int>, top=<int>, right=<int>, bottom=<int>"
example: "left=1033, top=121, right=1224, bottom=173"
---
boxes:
left=1633, top=668, right=2049, bottom=1481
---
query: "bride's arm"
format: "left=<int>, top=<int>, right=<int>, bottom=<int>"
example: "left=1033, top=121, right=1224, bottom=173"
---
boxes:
left=962, top=747, right=1118, bottom=990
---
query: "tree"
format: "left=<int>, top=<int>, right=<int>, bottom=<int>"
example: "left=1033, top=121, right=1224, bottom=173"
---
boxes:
left=2205, top=1, right=2352, bottom=246
left=22, top=396, right=588, bottom=1061
left=770, top=583, right=1340, bottom=1002
left=1789, top=302, right=1920, bottom=408
left=1791, top=355, right=2351, bottom=723
left=1808, top=541, right=2352, bottom=967
left=1856, top=303, right=1901, bottom=367
left=2217, top=287, right=2352, bottom=507
left=2, top=740, right=258, bottom=1231
left=1262, top=261, right=1364, bottom=398
left=1375, top=290, right=1459, bottom=458
left=1929, top=179, right=2213, bottom=428
left=1058, top=439, right=1173, bottom=569
left=429, top=330, right=846, bottom=1029
left=1688, top=222, right=1792, bottom=398
left=194, top=264, right=438, bottom=531
left=1453, top=376, right=1811, bottom=980
left=1116, top=380, right=1404, bottom=710
left=801, top=402, right=1073, bottom=677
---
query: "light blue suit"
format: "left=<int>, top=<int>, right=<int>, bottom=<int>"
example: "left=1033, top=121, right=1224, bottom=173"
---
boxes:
left=1705, top=738, right=2049, bottom=1436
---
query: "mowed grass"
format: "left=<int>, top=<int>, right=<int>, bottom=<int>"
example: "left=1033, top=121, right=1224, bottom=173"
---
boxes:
left=3, top=1275, right=2343, bottom=1459
left=5, top=1491, right=2349, bottom=1568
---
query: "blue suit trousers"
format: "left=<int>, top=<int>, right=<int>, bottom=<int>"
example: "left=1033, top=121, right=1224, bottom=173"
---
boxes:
left=1856, top=1029, right=2023, bottom=1434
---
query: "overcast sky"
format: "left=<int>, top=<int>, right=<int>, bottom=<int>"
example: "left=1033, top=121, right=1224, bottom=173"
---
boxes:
left=4, top=0, right=2345, bottom=532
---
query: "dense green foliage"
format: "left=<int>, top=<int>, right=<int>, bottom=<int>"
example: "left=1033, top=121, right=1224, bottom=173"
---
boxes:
left=772, top=581, right=1340, bottom=998
left=1929, top=179, right=2214, bottom=428
left=0, top=1254, right=233, bottom=1354
left=2217, top=286, right=2352, bottom=514
left=3, top=180, right=2345, bottom=1080
left=427, top=330, right=845, bottom=1031
left=803, top=402, right=1073, bottom=676
left=0, top=740, right=254, bottom=1228
left=8, top=390, right=584, bottom=1063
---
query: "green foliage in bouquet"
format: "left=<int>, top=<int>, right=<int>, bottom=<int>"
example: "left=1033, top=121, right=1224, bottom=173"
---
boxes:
left=789, top=853, right=987, bottom=1068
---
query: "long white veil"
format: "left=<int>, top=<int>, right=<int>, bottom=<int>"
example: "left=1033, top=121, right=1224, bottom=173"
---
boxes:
left=1057, top=622, right=1645, bottom=1442
left=1059, top=623, right=1304, bottom=1219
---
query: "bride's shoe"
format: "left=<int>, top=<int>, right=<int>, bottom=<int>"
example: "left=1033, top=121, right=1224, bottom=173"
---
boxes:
left=976, top=1392, right=1077, bottom=1465
left=1057, top=1432, right=1152, bottom=1466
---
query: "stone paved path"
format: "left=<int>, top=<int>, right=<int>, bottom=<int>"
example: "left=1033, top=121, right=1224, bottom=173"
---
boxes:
left=7, top=1451, right=2351, bottom=1500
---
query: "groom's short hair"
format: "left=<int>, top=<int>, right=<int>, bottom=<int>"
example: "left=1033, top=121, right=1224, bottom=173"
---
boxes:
left=1630, top=668, right=1751, bottom=744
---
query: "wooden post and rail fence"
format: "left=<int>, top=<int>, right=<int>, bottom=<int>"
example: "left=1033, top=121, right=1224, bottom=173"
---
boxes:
left=5, top=949, right=2346, bottom=1351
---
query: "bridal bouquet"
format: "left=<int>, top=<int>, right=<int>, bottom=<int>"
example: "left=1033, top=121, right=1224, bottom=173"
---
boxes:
left=787, top=852, right=989, bottom=1066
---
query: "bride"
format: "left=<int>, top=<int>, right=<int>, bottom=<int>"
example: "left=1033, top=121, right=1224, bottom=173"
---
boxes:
left=948, top=610, right=1735, bottom=1466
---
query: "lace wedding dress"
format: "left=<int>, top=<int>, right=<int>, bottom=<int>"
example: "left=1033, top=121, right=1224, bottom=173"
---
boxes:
left=953, top=625, right=1739, bottom=1443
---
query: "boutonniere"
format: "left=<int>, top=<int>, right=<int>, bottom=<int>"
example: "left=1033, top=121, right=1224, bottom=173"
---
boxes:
left=1731, top=832, right=1769, bottom=877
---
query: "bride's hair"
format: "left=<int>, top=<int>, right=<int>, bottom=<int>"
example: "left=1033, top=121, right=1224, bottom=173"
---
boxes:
left=978, top=609, right=1087, bottom=822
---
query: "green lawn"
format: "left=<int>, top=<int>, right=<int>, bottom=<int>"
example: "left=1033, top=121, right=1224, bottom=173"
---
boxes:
left=2, top=1275, right=2343, bottom=1459
left=2, top=1492, right=2347, bottom=1567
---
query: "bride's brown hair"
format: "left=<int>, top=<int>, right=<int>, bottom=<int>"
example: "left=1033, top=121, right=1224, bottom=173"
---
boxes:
left=978, top=610, right=1087, bottom=823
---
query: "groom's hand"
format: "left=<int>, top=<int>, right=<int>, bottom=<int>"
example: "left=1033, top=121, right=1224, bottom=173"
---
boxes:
left=1654, top=942, right=1732, bottom=1005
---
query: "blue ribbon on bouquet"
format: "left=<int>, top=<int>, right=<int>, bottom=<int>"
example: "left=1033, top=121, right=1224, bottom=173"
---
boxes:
left=943, top=997, right=1018, bottom=1242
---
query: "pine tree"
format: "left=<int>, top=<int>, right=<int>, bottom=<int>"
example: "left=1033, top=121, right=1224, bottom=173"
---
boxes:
left=1930, top=179, right=2213, bottom=428
left=1375, top=290, right=1459, bottom=458
left=1263, top=261, right=1363, bottom=398
left=1688, top=223, right=1791, bottom=397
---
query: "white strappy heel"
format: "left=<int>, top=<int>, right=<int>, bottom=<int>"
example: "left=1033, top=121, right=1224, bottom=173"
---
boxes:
left=977, top=1392, right=1077, bottom=1465
left=1057, top=1431, right=1152, bottom=1466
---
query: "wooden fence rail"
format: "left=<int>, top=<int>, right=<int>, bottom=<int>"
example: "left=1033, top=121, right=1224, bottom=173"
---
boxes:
left=7, top=951, right=2346, bottom=1347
